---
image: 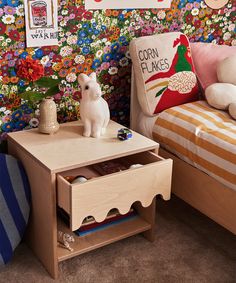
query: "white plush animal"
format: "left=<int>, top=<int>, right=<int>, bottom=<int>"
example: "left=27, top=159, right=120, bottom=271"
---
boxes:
left=78, top=72, right=110, bottom=138
left=205, top=54, right=236, bottom=119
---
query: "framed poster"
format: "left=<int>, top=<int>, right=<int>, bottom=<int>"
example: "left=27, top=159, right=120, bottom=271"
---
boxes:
left=24, top=0, right=58, bottom=47
left=85, top=0, right=171, bottom=9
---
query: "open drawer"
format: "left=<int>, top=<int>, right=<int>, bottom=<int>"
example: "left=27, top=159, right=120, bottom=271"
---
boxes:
left=57, top=151, right=172, bottom=231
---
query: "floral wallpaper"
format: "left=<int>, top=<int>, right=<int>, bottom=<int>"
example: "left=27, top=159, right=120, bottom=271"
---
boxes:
left=0, top=0, right=235, bottom=150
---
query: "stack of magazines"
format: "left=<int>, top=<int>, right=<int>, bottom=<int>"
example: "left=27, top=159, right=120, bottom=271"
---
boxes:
left=74, top=208, right=137, bottom=236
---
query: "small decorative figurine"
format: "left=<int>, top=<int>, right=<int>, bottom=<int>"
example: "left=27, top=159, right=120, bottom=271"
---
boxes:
left=71, top=175, right=88, bottom=184
left=58, top=231, right=75, bottom=252
left=117, top=128, right=133, bottom=141
left=129, top=164, right=143, bottom=169
left=78, top=72, right=110, bottom=138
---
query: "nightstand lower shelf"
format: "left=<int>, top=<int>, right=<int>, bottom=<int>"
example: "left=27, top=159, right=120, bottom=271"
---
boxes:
left=57, top=215, right=151, bottom=262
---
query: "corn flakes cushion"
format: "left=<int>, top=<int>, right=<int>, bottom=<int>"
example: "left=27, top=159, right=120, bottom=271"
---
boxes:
left=130, top=32, right=199, bottom=116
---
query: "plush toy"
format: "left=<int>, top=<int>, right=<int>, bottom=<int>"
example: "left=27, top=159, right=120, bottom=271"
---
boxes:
left=78, top=72, right=110, bottom=138
left=205, top=54, right=236, bottom=119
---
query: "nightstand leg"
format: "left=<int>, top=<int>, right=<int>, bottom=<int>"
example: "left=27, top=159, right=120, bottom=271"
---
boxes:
left=134, top=198, right=156, bottom=242
left=8, top=142, right=59, bottom=279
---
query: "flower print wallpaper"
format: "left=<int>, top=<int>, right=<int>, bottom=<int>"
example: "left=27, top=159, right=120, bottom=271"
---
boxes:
left=85, top=0, right=171, bottom=9
left=0, top=0, right=235, bottom=149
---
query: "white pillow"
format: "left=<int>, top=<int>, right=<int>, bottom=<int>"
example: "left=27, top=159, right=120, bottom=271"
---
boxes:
left=217, top=54, right=236, bottom=85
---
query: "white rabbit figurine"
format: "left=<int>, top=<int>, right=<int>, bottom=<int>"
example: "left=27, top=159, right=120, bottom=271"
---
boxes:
left=78, top=72, right=110, bottom=138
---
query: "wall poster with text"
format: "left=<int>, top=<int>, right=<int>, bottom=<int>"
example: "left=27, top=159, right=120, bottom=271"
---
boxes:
left=24, top=0, right=58, bottom=47
left=85, top=0, right=171, bottom=9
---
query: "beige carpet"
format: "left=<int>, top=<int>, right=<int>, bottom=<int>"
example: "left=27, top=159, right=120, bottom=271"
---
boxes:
left=1, top=196, right=236, bottom=283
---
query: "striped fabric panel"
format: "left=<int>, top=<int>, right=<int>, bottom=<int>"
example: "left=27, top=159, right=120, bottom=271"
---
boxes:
left=0, top=218, right=13, bottom=264
left=0, top=154, right=30, bottom=265
left=0, top=189, right=21, bottom=253
left=0, top=253, right=4, bottom=265
left=153, top=101, right=236, bottom=191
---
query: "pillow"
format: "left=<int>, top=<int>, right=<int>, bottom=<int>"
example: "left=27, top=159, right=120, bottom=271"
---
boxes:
left=190, top=43, right=236, bottom=90
left=130, top=32, right=199, bottom=116
left=217, top=54, right=236, bottom=85
left=0, top=154, right=31, bottom=265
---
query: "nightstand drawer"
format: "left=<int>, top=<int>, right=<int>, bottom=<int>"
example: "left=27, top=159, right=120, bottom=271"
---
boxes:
left=57, top=151, right=172, bottom=231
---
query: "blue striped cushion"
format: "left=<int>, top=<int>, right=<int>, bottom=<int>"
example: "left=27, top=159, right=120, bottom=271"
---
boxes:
left=0, top=154, right=31, bottom=265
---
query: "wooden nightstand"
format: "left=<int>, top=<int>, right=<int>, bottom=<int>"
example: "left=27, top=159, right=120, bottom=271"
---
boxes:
left=8, top=120, right=172, bottom=279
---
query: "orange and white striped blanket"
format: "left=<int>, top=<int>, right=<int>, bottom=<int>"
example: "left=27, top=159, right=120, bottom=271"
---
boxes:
left=153, top=100, right=236, bottom=191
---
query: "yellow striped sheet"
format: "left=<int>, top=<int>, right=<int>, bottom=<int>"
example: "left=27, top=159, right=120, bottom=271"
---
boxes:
left=156, top=117, right=236, bottom=164
left=153, top=101, right=236, bottom=189
left=190, top=101, right=234, bottom=122
left=153, top=132, right=236, bottom=184
left=180, top=104, right=236, bottom=134
left=164, top=108, right=236, bottom=145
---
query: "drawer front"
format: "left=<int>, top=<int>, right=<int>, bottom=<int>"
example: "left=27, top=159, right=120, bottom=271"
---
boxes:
left=57, top=151, right=172, bottom=231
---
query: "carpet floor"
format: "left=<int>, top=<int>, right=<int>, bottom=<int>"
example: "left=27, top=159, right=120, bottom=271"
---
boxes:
left=0, top=196, right=236, bottom=283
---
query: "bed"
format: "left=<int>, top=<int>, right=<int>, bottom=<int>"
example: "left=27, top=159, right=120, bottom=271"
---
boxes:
left=130, top=70, right=236, bottom=235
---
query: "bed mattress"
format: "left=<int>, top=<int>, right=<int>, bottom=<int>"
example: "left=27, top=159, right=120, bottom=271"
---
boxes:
left=153, top=100, right=236, bottom=191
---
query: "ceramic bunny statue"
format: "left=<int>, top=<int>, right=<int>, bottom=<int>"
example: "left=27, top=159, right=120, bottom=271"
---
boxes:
left=78, top=72, right=110, bottom=138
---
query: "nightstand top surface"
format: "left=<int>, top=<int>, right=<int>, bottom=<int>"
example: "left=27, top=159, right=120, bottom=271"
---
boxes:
left=8, top=120, right=158, bottom=173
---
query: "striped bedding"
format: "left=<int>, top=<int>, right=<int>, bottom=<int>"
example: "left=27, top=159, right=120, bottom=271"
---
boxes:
left=153, top=100, right=236, bottom=191
left=0, top=154, right=30, bottom=265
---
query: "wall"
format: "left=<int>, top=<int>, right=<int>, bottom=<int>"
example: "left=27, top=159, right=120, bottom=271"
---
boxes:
left=0, top=0, right=235, bottom=146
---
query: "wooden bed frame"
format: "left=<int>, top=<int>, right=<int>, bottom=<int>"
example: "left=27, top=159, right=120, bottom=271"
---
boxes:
left=159, top=147, right=236, bottom=235
left=130, top=73, right=236, bottom=236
